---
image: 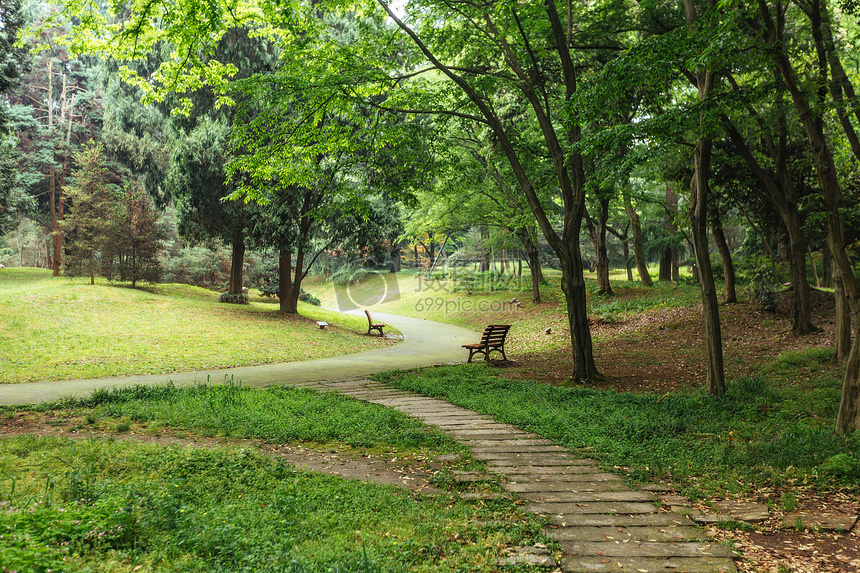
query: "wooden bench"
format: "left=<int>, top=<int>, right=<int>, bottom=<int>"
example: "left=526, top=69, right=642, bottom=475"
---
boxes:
left=365, top=310, right=385, bottom=336
left=463, top=324, right=511, bottom=363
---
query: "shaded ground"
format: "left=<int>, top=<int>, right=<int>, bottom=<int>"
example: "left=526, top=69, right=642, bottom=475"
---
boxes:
left=509, top=289, right=836, bottom=392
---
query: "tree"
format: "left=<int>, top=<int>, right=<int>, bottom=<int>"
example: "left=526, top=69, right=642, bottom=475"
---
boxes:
left=366, top=0, right=604, bottom=381
left=754, top=0, right=860, bottom=433
left=113, top=183, right=167, bottom=286
left=61, top=142, right=118, bottom=283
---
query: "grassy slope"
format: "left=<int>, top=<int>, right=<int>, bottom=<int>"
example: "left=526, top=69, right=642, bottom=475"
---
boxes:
left=0, top=268, right=389, bottom=383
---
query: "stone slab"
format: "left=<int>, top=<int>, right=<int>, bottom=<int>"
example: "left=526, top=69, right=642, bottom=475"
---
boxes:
left=460, top=492, right=508, bottom=501
left=558, top=540, right=735, bottom=558
left=463, top=439, right=558, bottom=447
left=546, top=525, right=701, bottom=543
left=468, top=444, right=566, bottom=454
left=526, top=501, right=660, bottom=515
left=781, top=510, right=859, bottom=531
left=560, top=555, right=737, bottom=572
left=513, top=490, right=654, bottom=503
left=503, top=481, right=630, bottom=493
left=712, top=500, right=769, bottom=523
left=446, top=432, right=539, bottom=441
left=548, top=513, right=695, bottom=528
left=494, top=468, right=612, bottom=478
left=453, top=471, right=496, bottom=483
left=486, top=458, right=600, bottom=468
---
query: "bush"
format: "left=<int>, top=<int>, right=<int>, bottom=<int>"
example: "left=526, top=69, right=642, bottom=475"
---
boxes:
left=219, top=292, right=248, bottom=304
left=749, top=266, right=778, bottom=312
left=256, top=282, right=321, bottom=306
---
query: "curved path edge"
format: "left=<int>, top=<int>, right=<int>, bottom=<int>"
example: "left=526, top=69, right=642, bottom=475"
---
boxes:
left=0, top=312, right=476, bottom=406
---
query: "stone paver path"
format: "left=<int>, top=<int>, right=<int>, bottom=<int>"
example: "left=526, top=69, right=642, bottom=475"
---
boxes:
left=298, top=378, right=737, bottom=573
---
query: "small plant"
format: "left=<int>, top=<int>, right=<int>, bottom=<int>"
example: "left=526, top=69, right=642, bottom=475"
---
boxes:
left=219, top=292, right=249, bottom=304
left=781, top=491, right=798, bottom=512
left=821, top=453, right=860, bottom=477
left=749, top=266, right=778, bottom=312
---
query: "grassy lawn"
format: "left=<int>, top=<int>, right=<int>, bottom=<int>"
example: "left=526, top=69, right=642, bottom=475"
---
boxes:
left=0, top=385, right=546, bottom=572
left=0, top=268, right=390, bottom=383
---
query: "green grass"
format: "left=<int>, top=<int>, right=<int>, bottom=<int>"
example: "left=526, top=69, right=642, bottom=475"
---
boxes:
left=0, top=436, right=545, bottom=573
left=48, top=382, right=463, bottom=451
left=0, top=268, right=388, bottom=383
left=374, top=363, right=860, bottom=497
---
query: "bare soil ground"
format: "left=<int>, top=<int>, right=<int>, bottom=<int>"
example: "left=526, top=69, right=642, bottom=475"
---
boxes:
left=510, top=289, right=837, bottom=392
left=1, top=289, right=856, bottom=571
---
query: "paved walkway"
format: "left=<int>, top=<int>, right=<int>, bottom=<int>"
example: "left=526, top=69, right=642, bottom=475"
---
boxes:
left=0, top=312, right=476, bottom=406
left=303, top=378, right=738, bottom=573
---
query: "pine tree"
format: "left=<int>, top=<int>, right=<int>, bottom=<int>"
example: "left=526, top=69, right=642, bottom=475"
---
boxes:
left=62, top=142, right=118, bottom=283
left=114, top=183, right=167, bottom=287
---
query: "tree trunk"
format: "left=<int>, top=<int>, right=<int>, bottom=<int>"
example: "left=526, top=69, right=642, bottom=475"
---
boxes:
left=586, top=199, right=613, bottom=295
left=389, top=239, right=402, bottom=273
left=690, top=138, right=726, bottom=396
left=623, top=236, right=633, bottom=281
left=228, top=232, right=245, bottom=295
left=279, top=249, right=298, bottom=314
left=710, top=212, right=736, bottom=303
left=784, top=208, right=817, bottom=334
left=833, top=257, right=851, bottom=362
left=659, top=182, right=677, bottom=282
left=822, top=243, right=832, bottom=287
left=560, top=249, right=600, bottom=382
left=517, top=227, right=542, bottom=303
left=808, top=245, right=820, bottom=288
left=624, top=192, right=652, bottom=286
left=683, top=0, right=726, bottom=395
left=479, top=226, right=490, bottom=272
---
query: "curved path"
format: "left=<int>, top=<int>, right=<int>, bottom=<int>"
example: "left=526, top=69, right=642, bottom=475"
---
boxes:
left=0, top=312, right=476, bottom=406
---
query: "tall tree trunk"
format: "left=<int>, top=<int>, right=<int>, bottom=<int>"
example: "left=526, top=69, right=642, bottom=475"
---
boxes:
left=586, top=199, right=613, bottom=295
left=822, top=243, right=832, bottom=287
left=784, top=208, right=817, bottom=334
left=389, top=239, right=402, bottom=273
left=279, top=249, right=295, bottom=314
left=834, top=257, right=851, bottom=362
left=479, top=226, right=490, bottom=272
left=659, top=182, right=677, bottom=282
left=808, top=245, right=820, bottom=288
left=517, top=227, right=542, bottom=303
left=623, top=236, right=633, bottom=281
left=710, top=213, right=737, bottom=303
left=228, top=232, right=245, bottom=295
left=685, top=0, right=726, bottom=396
left=624, top=190, right=653, bottom=286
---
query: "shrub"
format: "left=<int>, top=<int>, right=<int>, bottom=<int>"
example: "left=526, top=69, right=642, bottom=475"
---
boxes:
left=219, top=292, right=248, bottom=304
left=749, top=266, right=778, bottom=312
